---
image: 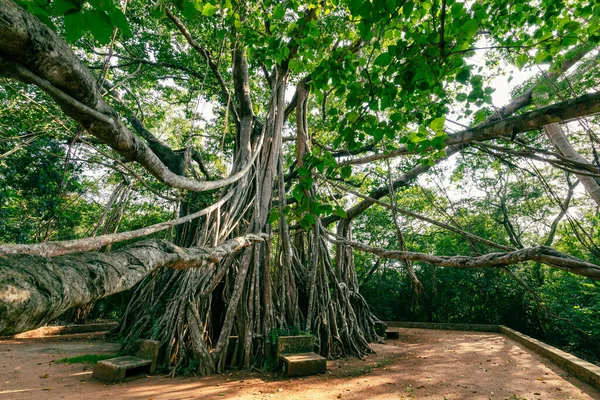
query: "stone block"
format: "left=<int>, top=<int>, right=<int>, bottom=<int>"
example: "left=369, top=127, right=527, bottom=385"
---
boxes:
left=276, top=335, right=314, bottom=358
left=133, top=339, right=159, bottom=374
left=281, top=352, right=327, bottom=377
left=386, top=331, right=400, bottom=339
left=92, top=339, right=160, bottom=383
left=92, top=356, right=152, bottom=383
left=374, top=321, right=387, bottom=337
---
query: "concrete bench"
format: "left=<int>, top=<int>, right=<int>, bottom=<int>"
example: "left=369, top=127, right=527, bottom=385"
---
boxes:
left=277, top=335, right=326, bottom=377
left=92, top=339, right=159, bottom=383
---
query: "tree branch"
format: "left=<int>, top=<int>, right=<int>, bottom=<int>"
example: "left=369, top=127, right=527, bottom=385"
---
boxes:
left=0, top=191, right=235, bottom=257
left=0, top=1, right=257, bottom=193
left=0, top=233, right=268, bottom=336
left=322, top=230, right=600, bottom=279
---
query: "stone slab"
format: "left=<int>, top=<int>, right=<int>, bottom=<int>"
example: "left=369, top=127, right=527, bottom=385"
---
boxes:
left=276, top=335, right=314, bottom=358
left=280, top=352, right=326, bottom=377
left=374, top=321, right=387, bottom=336
left=386, top=330, right=400, bottom=339
left=92, top=356, right=152, bottom=383
left=133, top=339, right=159, bottom=374
left=92, top=339, right=159, bottom=383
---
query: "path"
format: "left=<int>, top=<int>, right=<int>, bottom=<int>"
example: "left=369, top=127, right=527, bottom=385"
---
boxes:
left=1, top=328, right=598, bottom=399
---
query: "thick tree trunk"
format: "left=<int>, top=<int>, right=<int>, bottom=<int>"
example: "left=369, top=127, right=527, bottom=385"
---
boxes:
left=0, top=236, right=264, bottom=336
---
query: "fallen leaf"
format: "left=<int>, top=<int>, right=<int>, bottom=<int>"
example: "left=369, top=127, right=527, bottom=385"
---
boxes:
left=39, top=374, right=49, bottom=379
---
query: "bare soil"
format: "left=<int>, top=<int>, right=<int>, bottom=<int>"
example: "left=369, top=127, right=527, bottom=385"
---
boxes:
left=1, top=328, right=598, bottom=400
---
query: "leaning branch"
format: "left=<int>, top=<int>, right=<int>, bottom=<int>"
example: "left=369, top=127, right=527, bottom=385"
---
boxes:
left=322, top=230, right=600, bottom=280
left=0, top=1, right=255, bottom=193
left=0, top=234, right=267, bottom=336
left=0, top=191, right=235, bottom=257
left=342, top=91, right=600, bottom=166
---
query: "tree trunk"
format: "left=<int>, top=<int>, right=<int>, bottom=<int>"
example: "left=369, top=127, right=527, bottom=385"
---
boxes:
left=0, top=236, right=264, bottom=336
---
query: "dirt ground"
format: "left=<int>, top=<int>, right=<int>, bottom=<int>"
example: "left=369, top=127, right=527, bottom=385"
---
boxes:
left=1, top=328, right=598, bottom=400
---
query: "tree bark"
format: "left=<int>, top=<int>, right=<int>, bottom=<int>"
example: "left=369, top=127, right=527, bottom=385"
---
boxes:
left=0, top=235, right=265, bottom=336
left=323, top=231, right=600, bottom=279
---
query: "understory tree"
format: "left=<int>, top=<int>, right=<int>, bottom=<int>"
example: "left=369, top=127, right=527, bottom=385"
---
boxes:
left=1, top=0, right=600, bottom=375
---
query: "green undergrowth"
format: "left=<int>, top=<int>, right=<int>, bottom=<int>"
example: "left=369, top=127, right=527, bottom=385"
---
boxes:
left=55, top=353, right=119, bottom=364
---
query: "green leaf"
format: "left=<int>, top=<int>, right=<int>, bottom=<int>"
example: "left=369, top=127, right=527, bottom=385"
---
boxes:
left=455, top=68, right=470, bottom=84
left=473, top=109, right=487, bottom=124
left=515, top=54, right=528, bottom=70
left=561, top=35, right=578, bottom=46
left=84, top=10, right=114, bottom=44
left=340, top=165, right=352, bottom=178
left=201, top=3, right=217, bottom=16
left=535, top=50, right=552, bottom=64
left=108, top=9, right=132, bottom=38
left=563, top=21, right=580, bottom=32
left=267, top=210, right=281, bottom=224
left=288, top=59, right=300, bottom=71
left=55, top=0, right=79, bottom=15
left=88, top=0, right=117, bottom=11
left=273, top=4, right=285, bottom=19
left=429, top=116, right=445, bottom=133
left=402, top=1, right=414, bottom=18
left=333, top=206, right=348, bottom=219
left=461, top=19, right=479, bottom=37
left=64, top=10, right=86, bottom=43
left=374, top=52, right=392, bottom=67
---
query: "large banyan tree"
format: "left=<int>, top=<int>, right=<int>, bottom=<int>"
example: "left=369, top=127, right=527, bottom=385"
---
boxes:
left=1, top=0, right=600, bottom=374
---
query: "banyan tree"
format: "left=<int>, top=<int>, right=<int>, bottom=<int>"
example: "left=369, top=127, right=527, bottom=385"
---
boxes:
left=2, top=0, right=600, bottom=375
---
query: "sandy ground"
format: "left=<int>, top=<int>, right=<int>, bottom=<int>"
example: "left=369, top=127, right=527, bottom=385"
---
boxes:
left=1, top=328, right=598, bottom=400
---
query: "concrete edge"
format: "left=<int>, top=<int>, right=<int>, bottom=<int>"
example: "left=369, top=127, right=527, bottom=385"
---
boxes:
left=6, top=322, right=118, bottom=339
left=384, top=321, right=501, bottom=332
left=384, top=321, right=600, bottom=391
left=498, top=325, right=600, bottom=390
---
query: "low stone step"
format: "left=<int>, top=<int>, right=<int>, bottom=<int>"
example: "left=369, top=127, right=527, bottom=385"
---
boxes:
left=92, top=356, right=152, bottom=383
left=92, top=339, right=159, bottom=383
left=386, top=330, right=400, bottom=339
left=280, top=352, right=326, bottom=377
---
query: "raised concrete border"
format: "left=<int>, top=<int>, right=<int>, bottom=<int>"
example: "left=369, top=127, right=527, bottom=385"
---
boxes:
left=499, top=326, right=600, bottom=390
left=384, top=321, right=600, bottom=391
left=6, top=322, right=118, bottom=339
left=385, top=321, right=501, bottom=332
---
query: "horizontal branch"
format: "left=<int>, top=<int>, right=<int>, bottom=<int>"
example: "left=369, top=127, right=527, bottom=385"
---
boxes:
left=0, top=191, right=235, bottom=258
left=323, top=230, right=600, bottom=280
left=0, top=234, right=267, bottom=336
left=343, top=91, right=600, bottom=166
